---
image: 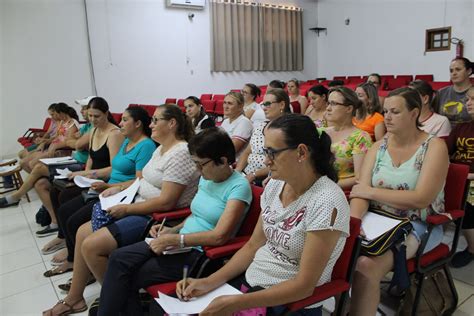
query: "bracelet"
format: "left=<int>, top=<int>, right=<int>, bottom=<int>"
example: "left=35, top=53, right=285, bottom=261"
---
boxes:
left=180, top=234, right=185, bottom=248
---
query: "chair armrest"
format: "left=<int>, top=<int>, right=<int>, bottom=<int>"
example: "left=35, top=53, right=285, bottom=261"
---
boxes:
left=29, top=128, right=46, bottom=133
left=152, top=208, right=191, bottom=222
left=204, top=236, right=250, bottom=259
left=426, top=210, right=464, bottom=226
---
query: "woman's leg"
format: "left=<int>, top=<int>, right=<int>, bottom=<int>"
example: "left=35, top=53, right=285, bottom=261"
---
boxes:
left=7, top=163, right=48, bottom=201
left=63, top=200, right=95, bottom=262
left=82, top=228, right=118, bottom=284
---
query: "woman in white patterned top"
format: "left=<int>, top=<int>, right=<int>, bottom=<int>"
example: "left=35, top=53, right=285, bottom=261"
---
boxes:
left=43, top=104, right=200, bottom=315
left=177, top=114, right=350, bottom=315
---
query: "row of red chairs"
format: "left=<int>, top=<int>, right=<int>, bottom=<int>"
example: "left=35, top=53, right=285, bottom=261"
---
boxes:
left=143, top=163, right=468, bottom=315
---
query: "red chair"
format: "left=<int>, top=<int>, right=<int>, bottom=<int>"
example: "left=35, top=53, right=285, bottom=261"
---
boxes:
left=111, top=113, right=122, bottom=123
left=142, top=105, right=158, bottom=117
left=282, top=217, right=361, bottom=316
left=396, top=75, right=413, bottom=84
left=17, top=117, right=52, bottom=146
left=307, top=80, right=318, bottom=85
left=214, top=100, right=224, bottom=116
left=146, top=185, right=264, bottom=297
left=212, top=94, right=225, bottom=101
left=385, top=77, right=408, bottom=90
left=200, top=94, right=212, bottom=101
left=290, top=101, right=301, bottom=114
left=347, top=76, right=364, bottom=84
left=414, top=74, right=434, bottom=82
left=164, top=98, right=177, bottom=104
left=333, top=76, right=347, bottom=82
left=403, top=163, right=469, bottom=315
left=202, top=100, right=216, bottom=115
left=255, top=95, right=264, bottom=103
left=177, top=99, right=186, bottom=112
left=380, top=75, right=395, bottom=90
left=431, top=81, right=451, bottom=91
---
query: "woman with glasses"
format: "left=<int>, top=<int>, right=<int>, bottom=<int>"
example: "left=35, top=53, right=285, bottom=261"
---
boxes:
left=177, top=114, right=349, bottom=316
left=183, top=96, right=215, bottom=133
left=90, top=127, right=252, bottom=315
left=325, top=87, right=372, bottom=190
left=354, top=82, right=386, bottom=141
left=43, top=104, right=200, bottom=315
left=221, top=91, right=254, bottom=158
left=287, top=79, right=308, bottom=114
left=433, top=57, right=473, bottom=128
left=236, top=88, right=291, bottom=185
left=349, top=87, right=448, bottom=315
left=242, top=83, right=266, bottom=126
left=305, top=85, right=329, bottom=127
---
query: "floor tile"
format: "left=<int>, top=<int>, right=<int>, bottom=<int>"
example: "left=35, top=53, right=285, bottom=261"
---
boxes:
left=454, top=279, right=474, bottom=307
left=0, top=230, right=36, bottom=256
left=0, top=262, right=50, bottom=299
left=0, top=246, right=42, bottom=275
left=0, top=283, right=58, bottom=315
left=456, top=294, right=474, bottom=314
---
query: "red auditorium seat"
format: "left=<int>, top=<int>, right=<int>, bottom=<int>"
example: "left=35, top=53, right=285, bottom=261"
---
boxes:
left=17, top=118, right=52, bottom=146
left=347, top=76, right=364, bottom=84
left=200, top=94, right=212, bottom=101
left=201, top=100, right=216, bottom=114
left=111, top=113, right=122, bottom=123
left=212, top=94, right=225, bottom=101
left=385, top=77, right=408, bottom=90
left=164, top=98, right=177, bottom=104
left=177, top=99, right=185, bottom=112
left=214, top=100, right=224, bottom=116
left=431, top=81, right=451, bottom=90
left=414, top=74, right=434, bottom=82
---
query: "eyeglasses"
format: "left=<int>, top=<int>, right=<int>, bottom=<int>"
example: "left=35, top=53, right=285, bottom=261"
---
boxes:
left=261, top=101, right=280, bottom=108
left=327, top=101, right=346, bottom=107
left=192, top=159, right=213, bottom=169
left=151, top=116, right=167, bottom=124
left=262, top=146, right=297, bottom=161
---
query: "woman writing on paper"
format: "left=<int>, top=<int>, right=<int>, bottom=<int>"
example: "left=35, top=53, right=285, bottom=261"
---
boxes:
left=348, top=87, right=448, bottom=315
left=93, top=127, right=252, bottom=315
left=177, top=114, right=350, bottom=316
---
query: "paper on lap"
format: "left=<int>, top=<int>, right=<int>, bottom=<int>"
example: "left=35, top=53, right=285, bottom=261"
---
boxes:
left=73, top=175, right=104, bottom=188
left=361, top=211, right=402, bottom=242
left=54, top=168, right=72, bottom=179
left=155, top=283, right=242, bottom=314
left=39, top=156, right=76, bottom=165
left=99, top=177, right=140, bottom=210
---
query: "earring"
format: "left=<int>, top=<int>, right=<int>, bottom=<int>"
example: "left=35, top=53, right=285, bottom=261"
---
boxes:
left=298, top=159, right=302, bottom=163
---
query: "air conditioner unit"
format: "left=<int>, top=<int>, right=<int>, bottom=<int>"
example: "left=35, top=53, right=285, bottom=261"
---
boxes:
left=166, top=0, right=205, bottom=10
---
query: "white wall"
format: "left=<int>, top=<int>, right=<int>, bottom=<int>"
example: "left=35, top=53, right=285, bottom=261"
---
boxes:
left=0, top=0, right=318, bottom=157
left=315, top=0, right=473, bottom=81
left=1, top=0, right=94, bottom=157
left=85, top=0, right=318, bottom=109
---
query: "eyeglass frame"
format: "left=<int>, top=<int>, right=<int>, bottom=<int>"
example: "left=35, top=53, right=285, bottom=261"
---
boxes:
left=151, top=116, right=168, bottom=124
left=327, top=100, right=347, bottom=107
left=261, top=101, right=281, bottom=108
left=192, top=159, right=213, bottom=169
left=262, top=146, right=298, bottom=161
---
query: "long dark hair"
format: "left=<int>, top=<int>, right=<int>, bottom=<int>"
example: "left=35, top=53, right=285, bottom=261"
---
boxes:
left=89, top=97, right=117, bottom=125
left=409, top=80, right=436, bottom=109
left=159, top=104, right=194, bottom=142
left=267, top=114, right=338, bottom=182
left=185, top=96, right=207, bottom=128
left=244, top=84, right=261, bottom=101
left=125, top=106, right=152, bottom=137
left=55, top=102, right=79, bottom=121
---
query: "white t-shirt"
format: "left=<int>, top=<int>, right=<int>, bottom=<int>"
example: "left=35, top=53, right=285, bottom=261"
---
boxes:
left=138, top=142, right=199, bottom=208
left=221, top=114, right=253, bottom=156
left=420, top=112, right=452, bottom=137
left=246, top=176, right=350, bottom=307
left=244, top=102, right=267, bottom=126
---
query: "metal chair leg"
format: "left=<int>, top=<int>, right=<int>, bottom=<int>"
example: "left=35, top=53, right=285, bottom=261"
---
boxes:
left=411, top=273, right=424, bottom=316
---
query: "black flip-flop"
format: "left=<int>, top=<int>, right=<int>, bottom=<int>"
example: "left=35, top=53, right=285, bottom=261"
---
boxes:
left=43, top=266, right=73, bottom=277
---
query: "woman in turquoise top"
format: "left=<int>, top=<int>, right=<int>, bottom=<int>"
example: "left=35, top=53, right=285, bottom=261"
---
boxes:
left=348, top=87, right=448, bottom=315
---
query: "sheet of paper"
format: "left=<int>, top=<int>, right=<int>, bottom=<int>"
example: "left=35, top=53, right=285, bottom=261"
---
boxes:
left=73, top=175, right=104, bottom=188
left=53, top=168, right=72, bottom=179
left=99, top=178, right=140, bottom=210
left=0, top=165, right=18, bottom=173
left=361, top=211, right=402, bottom=242
left=145, top=238, right=193, bottom=255
left=0, top=158, right=16, bottom=164
left=39, top=157, right=76, bottom=165
left=155, top=283, right=242, bottom=315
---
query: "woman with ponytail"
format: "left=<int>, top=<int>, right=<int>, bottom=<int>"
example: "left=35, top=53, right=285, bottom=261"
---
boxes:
left=176, top=114, right=350, bottom=316
left=43, top=104, right=200, bottom=315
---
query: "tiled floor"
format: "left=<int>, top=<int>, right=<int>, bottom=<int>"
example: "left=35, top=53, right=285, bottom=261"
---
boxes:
left=1, top=192, right=473, bottom=315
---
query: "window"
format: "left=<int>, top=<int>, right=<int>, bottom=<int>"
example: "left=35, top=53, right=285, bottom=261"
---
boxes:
left=425, top=27, right=451, bottom=52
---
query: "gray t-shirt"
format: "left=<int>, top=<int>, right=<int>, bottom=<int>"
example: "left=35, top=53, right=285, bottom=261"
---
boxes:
left=434, top=85, right=470, bottom=128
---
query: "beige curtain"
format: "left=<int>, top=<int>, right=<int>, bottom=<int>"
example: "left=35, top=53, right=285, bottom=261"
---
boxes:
left=211, top=1, right=303, bottom=72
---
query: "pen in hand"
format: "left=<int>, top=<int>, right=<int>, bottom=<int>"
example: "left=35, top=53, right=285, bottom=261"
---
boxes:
left=182, top=265, right=189, bottom=300
left=157, top=217, right=167, bottom=237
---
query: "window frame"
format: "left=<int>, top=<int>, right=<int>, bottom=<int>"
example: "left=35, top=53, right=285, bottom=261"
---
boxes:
left=425, top=27, right=452, bottom=52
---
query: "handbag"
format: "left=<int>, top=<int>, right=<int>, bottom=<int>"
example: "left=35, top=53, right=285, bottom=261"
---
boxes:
left=91, top=201, right=114, bottom=232
left=81, top=190, right=99, bottom=204
left=398, top=270, right=455, bottom=315
left=361, top=208, right=413, bottom=256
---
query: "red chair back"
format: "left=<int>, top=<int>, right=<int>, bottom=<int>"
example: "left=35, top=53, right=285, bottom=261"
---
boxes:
left=237, top=185, right=264, bottom=237
left=445, top=163, right=469, bottom=211
left=111, top=112, right=122, bottom=123
left=165, top=98, right=177, bottom=104
left=43, top=118, right=52, bottom=131
left=202, top=100, right=216, bottom=114
left=214, top=100, right=224, bottom=116
left=396, top=75, right=413, bottom=84
left=213, top=94, right=226, bottom=101
left=431, top=81, right=451, bottom=91
left=415, top=74, right=434, bottom=82
left=200, top=94, right=213, bottom=101
left=332, top=217, right=361, bottom=280
left=290, top=101, right=301, bottom=114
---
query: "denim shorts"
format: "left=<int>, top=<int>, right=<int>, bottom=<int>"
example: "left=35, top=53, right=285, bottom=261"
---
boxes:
left=106, top=215, right=151, bottom=247
left=410, top=220, right=444, bottom=253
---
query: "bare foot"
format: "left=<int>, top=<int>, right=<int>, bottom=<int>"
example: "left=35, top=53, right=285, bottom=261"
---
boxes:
left=41, top=237, right=65, bottom=255
left=51, top=248, right=68, bottom=264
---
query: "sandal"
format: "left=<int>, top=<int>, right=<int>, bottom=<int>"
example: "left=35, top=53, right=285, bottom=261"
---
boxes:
left=43, top=264, right=73, bottom=277
left=58, top=276, right=97, bottom=292
left=42, top=239, right=66, bottom=255
left=42, top=299, right=87, bottom=315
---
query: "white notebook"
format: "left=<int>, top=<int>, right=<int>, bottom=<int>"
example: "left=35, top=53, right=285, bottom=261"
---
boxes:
left=361, top=211, right=402, bottom=242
